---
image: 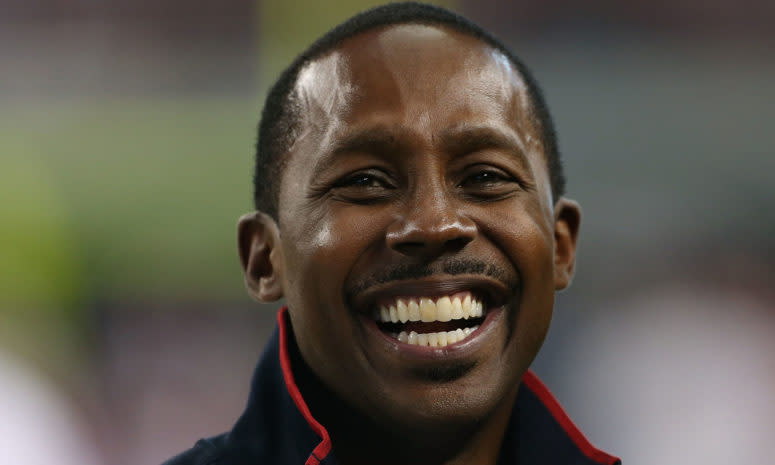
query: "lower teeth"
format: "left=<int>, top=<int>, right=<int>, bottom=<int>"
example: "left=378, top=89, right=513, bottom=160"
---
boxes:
left=393, top=327, right=479, bottom=347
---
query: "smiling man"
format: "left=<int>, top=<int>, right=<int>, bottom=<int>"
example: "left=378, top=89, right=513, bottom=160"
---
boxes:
left=163, top=3, right=619, bottom=465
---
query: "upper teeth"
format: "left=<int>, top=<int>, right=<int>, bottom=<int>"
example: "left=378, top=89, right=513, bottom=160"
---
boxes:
left=377, top=295, right=484, bottom=323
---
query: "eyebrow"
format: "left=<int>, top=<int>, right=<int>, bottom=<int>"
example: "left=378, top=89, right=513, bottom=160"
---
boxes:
left=440, top=124, right=529, bottom=169
left=322, top=123, right=530, bottom=170
left=329, top=125, right=410, bottom=158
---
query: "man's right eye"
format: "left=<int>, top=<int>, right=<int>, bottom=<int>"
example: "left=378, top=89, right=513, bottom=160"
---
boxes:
left=334, top=173, right=390, bottom=189
left=329, top=171, right=395, bottom=203
left=338, top=174, right=381, bottom=188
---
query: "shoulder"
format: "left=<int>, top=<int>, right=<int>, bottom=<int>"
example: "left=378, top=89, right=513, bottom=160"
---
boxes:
left=161, top=435, right=227, bottom=465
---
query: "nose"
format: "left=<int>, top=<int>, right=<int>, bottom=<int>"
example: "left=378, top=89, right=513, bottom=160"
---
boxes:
left=386, top=189, right=476, bottom=259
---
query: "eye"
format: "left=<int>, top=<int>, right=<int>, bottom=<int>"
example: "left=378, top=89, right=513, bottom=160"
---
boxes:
left=336, top=173, right=385, bottom=188
left=465, top=171, right=507, bottom=185
left=334, top=172, right=390, bottom=189
left=458, top=166, right=523, bottom=199
left=330, top=170, right=395, bottom=203
left=460, top=169, right=518, bottom=187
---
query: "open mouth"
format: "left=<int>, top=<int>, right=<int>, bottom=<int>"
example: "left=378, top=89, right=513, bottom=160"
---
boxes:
left=373, top=292, right=486, bottom=347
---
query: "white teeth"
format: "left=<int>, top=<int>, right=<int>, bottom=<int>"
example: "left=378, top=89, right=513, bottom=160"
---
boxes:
left=377, top=295, right=484, bottom=323
left=391, top=325, right=480, bottom=347
left=378, top=296, right=485, bottom=347
left=462, top=294, right=472, bottom=319
left=436, top=296, right=452, bottom=322
left=419, top=298, right=435, bottom=322
left=408, top=300, right=421, bottom=322
left=380, top=306, right=390, bottom=322
left=472, top=301, right=482, bottom=318
left=396, top=300, right=409, bottom=323
left=451, top=297, right=464, bottom=319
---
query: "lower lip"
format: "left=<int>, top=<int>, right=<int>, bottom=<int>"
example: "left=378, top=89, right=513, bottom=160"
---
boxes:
left=361, top=306, right=505, bottom=361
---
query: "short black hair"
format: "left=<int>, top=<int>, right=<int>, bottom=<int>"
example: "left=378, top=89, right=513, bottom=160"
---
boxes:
left=253, top=1, right=565, bottom=219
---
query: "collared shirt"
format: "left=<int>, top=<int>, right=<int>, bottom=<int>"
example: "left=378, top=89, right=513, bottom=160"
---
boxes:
left=163, top=307, right=621, bottom=465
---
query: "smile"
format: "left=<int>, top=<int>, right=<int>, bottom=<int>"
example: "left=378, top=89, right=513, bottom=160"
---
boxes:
left=373, top=293, right=486, bottom=347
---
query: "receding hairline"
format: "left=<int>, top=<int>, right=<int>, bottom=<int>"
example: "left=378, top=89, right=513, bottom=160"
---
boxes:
left=291, top=21, right=535, bottom=107
left=288, top=22, right=543, bottom=152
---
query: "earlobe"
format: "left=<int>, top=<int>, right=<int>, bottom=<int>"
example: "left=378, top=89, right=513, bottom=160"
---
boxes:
left=552, top=198, right=581, bottom=290
left=237, top=211, right=285, bottom=302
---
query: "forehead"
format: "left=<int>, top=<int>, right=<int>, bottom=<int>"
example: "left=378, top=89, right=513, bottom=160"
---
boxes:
left=293, top=24, right=537, bottom=144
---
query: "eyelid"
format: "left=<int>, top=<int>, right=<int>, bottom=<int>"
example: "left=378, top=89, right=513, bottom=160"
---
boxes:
left=333, top=168, right=395, bottom=189
left=459, top=164, right=534, bottom=192
left=460, top=165, right=515, bottom=182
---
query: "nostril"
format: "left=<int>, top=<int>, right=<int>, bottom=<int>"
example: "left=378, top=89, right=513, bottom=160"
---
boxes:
left=445, top=237, right=471, bottom=252
left=393, top=241, right=426, bottom=255
left=392, top=236, right=471, bottom=257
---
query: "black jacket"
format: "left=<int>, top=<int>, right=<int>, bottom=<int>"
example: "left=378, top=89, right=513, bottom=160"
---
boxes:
left=162, top=308, right=620, bottom=465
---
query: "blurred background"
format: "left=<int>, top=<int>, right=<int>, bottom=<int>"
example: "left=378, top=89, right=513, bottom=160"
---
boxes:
left=1, top=0, right=773, bottom=463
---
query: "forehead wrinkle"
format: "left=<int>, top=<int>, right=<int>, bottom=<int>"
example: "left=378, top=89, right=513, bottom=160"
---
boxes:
left=373, top=27, right=535, bottom=155
left=368, top=25, right=482, bottom=131
left=295, top=51, right=356, bottom=148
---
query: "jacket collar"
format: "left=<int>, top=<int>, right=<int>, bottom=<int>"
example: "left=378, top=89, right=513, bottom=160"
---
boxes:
left=227, top=307, right=620, bottom=465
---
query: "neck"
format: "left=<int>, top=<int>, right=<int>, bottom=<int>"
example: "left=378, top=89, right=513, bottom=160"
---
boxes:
left=289, top=337, right=518, bottom=465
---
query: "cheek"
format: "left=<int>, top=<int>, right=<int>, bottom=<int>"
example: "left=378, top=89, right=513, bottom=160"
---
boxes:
left=280, top=213, right=357, bottom=369
left=478, top=200, right=556, bottom=353
left=281, top=204, right=389, bottom=309
left=481, top=199, right=555, bottom=282
left=512, top=213, right=555, bottom=363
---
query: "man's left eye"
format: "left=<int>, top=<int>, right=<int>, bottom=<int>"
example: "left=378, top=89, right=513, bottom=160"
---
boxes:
left=348, top=175, right=382, bottom=187
left=461, top=170, right=515, bottom=186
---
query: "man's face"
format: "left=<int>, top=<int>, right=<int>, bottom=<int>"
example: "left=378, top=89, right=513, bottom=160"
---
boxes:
left=260, top=25, right=578, bottom=432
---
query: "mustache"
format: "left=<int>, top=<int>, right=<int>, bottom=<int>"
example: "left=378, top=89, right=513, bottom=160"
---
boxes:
left=346, top=258, right=518, bottom=299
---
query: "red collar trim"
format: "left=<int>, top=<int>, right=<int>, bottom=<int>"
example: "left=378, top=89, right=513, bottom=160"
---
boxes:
left=277, top=306, right=619, bottom=465
left=522, top=371, right=621, bottom=465
left=277, top=307, right=332, bottom=465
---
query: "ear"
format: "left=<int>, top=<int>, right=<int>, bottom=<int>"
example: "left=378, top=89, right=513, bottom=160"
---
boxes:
left=237, top=211, right=285, bottom=302
left=552, top=198, right=581, bottom=290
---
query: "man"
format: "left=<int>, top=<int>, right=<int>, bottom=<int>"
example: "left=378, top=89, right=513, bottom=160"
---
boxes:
left=164, top=2, right=620, bottom=464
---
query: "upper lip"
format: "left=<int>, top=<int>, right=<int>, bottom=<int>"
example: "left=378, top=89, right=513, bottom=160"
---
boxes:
left=348, top=275, right=513, bottom=315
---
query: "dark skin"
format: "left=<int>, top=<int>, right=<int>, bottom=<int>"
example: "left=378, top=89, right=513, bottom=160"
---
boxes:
left=238, top=24, right=581, bottom=465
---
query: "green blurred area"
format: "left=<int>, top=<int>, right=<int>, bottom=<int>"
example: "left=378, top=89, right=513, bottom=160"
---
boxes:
left=1, top=98, right=261, bottom=306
